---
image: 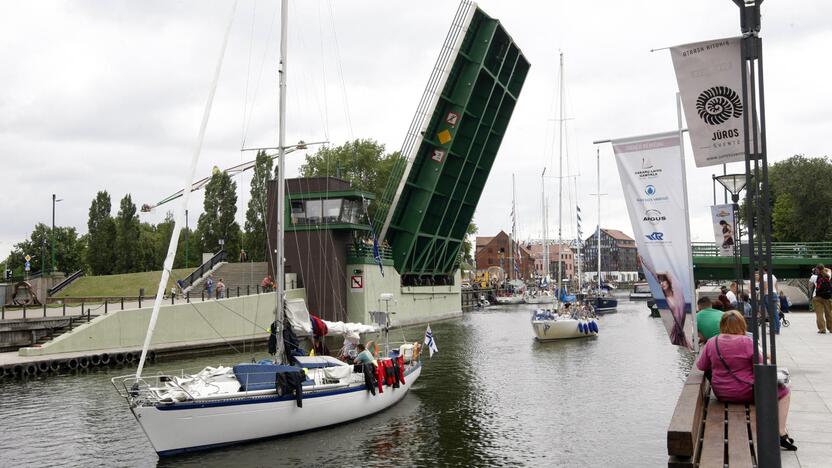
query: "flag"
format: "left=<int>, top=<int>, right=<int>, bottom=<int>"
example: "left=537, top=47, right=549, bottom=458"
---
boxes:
left=424, top=324, right=438, bottom=358
left=670, top=37, right=747, bottom=167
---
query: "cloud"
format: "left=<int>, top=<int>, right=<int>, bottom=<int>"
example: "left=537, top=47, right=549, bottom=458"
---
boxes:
left=1, top=0, right=830, bottom=262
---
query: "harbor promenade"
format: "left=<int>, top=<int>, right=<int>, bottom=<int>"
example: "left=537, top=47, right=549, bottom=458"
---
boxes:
left=772, top=312, right=832, bottom=467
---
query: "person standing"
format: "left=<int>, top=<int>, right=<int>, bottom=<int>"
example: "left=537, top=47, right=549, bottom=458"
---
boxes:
left=205, top=275, right=214, bottom=298
left=216, top=278, right=226, bottom=299
left=762, top=266, right=781, bottom=334
left=726, top=281, right=738, bottom=307
left=812, top=266, right=832, bottom=334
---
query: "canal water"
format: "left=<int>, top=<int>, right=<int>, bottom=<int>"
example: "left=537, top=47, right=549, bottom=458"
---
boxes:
left=0, top=297, right=693, bottom=467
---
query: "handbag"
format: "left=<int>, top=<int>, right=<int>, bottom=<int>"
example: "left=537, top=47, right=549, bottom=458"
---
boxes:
left=715, top=337, right=790, bottom=388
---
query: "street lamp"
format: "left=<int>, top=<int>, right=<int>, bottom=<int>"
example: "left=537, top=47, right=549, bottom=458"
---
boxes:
left=715, top=174, right=750, bottom=306
left=51, top=194, right=63, bottom=274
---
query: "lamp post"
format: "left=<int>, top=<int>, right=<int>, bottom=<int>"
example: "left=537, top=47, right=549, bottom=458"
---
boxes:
left=728, top=1, right=780, bottom=464
left=715, top=173, right=749, bottom=306
left=51, top=194, right=63, bottom=273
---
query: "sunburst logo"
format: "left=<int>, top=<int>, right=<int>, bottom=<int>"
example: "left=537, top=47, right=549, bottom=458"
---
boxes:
left=696, top=86, right=743, bottom=125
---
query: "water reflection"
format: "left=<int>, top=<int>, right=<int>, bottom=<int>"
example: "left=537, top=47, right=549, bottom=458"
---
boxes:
left=0, top=298, right=692, bottom=467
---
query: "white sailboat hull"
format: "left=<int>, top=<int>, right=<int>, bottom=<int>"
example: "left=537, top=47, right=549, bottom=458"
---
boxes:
left=524, top=295, right=552, bottom=304
left=133, top=364, right=421, bottom=456
left=495, top=295, right=525, bottom=304
left=532, top=318, right=598, bottom=341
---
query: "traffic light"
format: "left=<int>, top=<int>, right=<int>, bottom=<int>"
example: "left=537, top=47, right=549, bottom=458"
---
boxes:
left=4, top=269, right=11, bottom=281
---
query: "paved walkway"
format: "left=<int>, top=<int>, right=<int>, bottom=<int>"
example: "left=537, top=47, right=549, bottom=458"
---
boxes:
left=774, top=312, right=832, bottom=467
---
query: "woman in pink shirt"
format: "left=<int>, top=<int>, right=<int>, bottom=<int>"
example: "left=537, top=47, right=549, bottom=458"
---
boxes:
left=696, top=310, right=796, bottom=451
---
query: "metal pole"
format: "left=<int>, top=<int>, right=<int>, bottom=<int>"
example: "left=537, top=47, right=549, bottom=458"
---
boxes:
left=273, top=0, right=288, bottom=363
left=730, top=0, right=780, bottom=464
left=105, top=299, right=108, bottom=315
left=677, top=92, right=698, bottom=353
left=185, top=209, right=189, bottom=269
left=51, top=194, right=56, bottom=273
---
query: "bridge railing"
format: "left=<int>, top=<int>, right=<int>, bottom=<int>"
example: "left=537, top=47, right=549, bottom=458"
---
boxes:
left=691, top=241, right=832, bottom=259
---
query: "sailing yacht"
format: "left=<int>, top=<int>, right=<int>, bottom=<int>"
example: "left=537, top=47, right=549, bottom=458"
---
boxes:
left=112, top=2, right=421, bottom=456
left=496, top=174, right=526, bottom=305
left=531, top=53, right=598, bottom=341
left=588, top=149, right=619, bottom=313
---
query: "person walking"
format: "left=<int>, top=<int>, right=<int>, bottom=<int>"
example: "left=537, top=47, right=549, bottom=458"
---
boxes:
left=216, top=278, right=226, bottom=299
left=762, top=266, right=781, bottom=334
left=812, top=265, right=832, bottom=334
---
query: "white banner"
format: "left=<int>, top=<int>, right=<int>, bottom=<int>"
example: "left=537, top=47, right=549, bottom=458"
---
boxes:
left=671, top=37, right=745, bottom=168
left=613, top=132, right=694, bottom=348
left=710, top=204, right=736, bottom=257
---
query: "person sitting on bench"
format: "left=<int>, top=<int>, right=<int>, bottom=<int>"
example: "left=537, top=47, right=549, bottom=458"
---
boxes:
left=696, top=310, right=796, bottom=451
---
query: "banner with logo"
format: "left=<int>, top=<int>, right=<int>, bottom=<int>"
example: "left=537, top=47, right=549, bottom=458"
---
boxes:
left=670, top=37, right=745, bottom=168
left=710, top=204, right=736, bottom=256
left=612, top=131, right=694, bottom=348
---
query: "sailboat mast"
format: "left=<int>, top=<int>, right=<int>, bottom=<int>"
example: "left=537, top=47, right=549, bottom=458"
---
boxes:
left=274, top=0, right=288, bottom=362
left=596, top=147, right=601, bottom=291
left=556, top=52, right=564, bottom=308
left=510, top=174, right=516, bottom=282
left=541, top=168, right=547, bottom=282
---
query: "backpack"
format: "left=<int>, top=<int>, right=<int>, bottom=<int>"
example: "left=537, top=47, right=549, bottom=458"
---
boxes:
left=817, top=276, right=832, bottom=299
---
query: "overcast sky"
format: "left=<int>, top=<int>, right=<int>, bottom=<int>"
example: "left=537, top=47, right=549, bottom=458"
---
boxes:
left=1, top=0, right=830, bottom=262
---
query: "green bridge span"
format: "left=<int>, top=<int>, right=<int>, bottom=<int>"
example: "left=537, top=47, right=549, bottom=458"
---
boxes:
left=692, top=242, right=832, bottom=280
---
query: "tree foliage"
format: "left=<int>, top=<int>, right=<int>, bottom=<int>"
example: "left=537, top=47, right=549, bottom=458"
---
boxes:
left=299, top=139, right=399, bottom=218
left=4, top=223, right=85, bottom=277
left=198, top=169, right=241, bottom=259
left=115, top=194, right=141, bottom=273
left=458, top=221, right=479, bottom=269
left=766, top=155, right=832, bottom=242
left=244, top=150, right=273, bottom=262
left=86, top=191, right=116, bottom=275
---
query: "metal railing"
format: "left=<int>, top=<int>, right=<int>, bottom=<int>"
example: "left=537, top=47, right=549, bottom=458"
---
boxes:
left=691, top=242, right=832, bottom=259
left=179, top=250, right=226, bottom=290
left=347, top=244, right=393, bottom=261
left=48, top=269, right=84, bottom=296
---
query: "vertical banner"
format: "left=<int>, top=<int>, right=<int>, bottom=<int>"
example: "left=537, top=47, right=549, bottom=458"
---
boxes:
left=670, top=37, right=745, bottom=167
left=612, top=132, right=694, bottom=348
left=711, top=204, right=736, bottom=256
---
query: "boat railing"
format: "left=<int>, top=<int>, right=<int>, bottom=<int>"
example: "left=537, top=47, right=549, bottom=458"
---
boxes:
left=110, top=372, right=195, bottom=404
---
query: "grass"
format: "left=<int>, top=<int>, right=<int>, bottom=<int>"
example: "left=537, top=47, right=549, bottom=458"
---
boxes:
left=56, top=268, right=194, bottom=298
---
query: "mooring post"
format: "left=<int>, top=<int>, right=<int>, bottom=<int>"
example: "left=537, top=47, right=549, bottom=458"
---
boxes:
left=237, top=286, right=240, bottom=297
left=23, top=305, right=27, bottom=319
left=81, top=302, right=84, bottom=318
left=247, top=285, right=250, bottom=296
left=105, top=299, right=108, bottom=315
left=43, top=303, right=47, bottom=317
left=171, top=293, right=174, bottom=305
left=63, top=303, right=66, bottom=316
left=138, top=292, right=142, bottom=309
left=121, top=297, right=124, bottom=310
left=186, top=291, right=190, bottom=303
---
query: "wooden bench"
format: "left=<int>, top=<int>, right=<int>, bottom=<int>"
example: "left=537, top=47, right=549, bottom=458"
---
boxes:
left=668, top=368, right=757, bottom=467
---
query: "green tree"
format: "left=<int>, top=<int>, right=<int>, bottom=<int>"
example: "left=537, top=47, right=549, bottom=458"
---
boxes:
left=766, top=155, right=832, bottom=242
left=244, top=150, right=273, bottom=262
left=457, top=221, right=478, bottom=269
left=114, top=194, right=141, bottom=273
left=4, top=224, right=85, bottom=276
left=198, top=169, right=242, bottom=260
left=299, top=139, right=399, bottom=217
left=86, top=191, right=116, bottom=275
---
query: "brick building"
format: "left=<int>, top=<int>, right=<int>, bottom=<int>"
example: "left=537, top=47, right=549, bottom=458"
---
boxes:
left=474, top=231, right=535, bottom=280
left=527, top=242, right=575, bottom=280
left=582, top=228, right=639, bottom=283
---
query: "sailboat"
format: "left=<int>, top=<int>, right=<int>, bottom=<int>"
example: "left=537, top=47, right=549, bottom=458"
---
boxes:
left=526, top=171, right=553, bottom=305
left=496, top=174, right=526, bottom=305
left=589, top=148, right=619, bottom=313
left=531, top=53, right=599, bottom=341
left=111, top=2, right=421, bottom=456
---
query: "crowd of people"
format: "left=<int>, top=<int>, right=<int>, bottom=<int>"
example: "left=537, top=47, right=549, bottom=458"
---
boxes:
left=690, top=263, right=832, bottom=453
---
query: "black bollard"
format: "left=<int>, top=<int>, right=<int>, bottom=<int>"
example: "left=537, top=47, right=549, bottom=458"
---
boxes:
left=43, top=303, right=47, bottom=317
left=1, top=305, right=4, bottom=320
left=138, top=293, right=142, bottom=309
left=186, top=291, right=190, bottom=303
left=201, top=290, right=205, bottom=301
left=171, top=293, right=174, bottom=305
left=121, top=297, right=124, bottom=310
left=81, top=302, right=84, bottom=318
left=23, top=305, right=26, bottom=319
left=257, top=284, right=260, bottom=294
left=247, top=285, right=250, bottom=296
left=62, top=303, right=66, bottom=316
left=237, top=286, right=240, bottom=297
left=105, top=300, right=108, bottom=315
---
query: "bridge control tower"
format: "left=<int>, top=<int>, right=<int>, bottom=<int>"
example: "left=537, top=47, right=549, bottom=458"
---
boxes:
left=269, top=2, right=529, bottom=326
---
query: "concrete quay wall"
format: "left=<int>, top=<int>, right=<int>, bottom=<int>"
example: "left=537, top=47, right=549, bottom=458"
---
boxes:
left=18, top=290, right=306, bottom=357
